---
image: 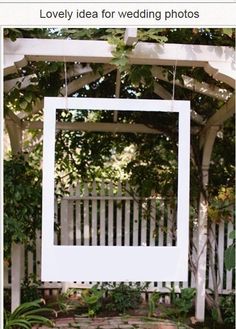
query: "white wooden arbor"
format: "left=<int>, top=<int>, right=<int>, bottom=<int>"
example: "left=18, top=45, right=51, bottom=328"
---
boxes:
left=4, top=29, right=235, bottom=322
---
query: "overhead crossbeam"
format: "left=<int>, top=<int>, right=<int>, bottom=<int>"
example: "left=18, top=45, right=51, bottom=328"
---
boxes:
left=151, top=67, right=233, bottom=101
left=4, top=38, right=235, bottom=87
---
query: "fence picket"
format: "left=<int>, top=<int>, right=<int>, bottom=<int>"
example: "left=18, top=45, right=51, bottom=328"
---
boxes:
left=133, top=198, right=139, bottom=246
left=116, top=181, right=122, bottom=246
left=124, top=182, right=130, bottom=246
left=75, top=183, right=82, bottom=245
left=157, top=200, right=165, bottom=291
left=226, top=221, right=233, bottom=292
left=92, top=181, right=98, bottom=245
left=149, top=197, right=156, bottom=246
left=208, top=223, right=216, bottom=290
left=217, top=222, right=225, bottom=293
left=83, top=183, right=90, bottom=246
left=100, top=181, right=106, bottom=246
left=5, top=180, right=234, bottom=296
left=27, top=251, right=34, bottom=278
left=141, top=199, right=147, bottom=247
left=108, top=182, right=114, bottom=246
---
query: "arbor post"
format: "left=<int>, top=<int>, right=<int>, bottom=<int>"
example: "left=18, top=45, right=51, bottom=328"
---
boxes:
left=195, top=126, right=218, bottom=321
left=5, top=117, right=23, bottom=311
left=11, top=243, right=23, bottom=311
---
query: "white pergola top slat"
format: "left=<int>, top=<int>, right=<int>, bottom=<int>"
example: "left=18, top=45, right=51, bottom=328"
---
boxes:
left=4, top=38, right=236, bottom=87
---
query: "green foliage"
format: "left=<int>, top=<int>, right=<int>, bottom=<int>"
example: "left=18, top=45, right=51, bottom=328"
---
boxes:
left=48, top=292, right=77, bottom=316
left=4, top=156, right=42, bottom=259
left=137, top=29, right=168, bottom=43
left=4, top=299, right=53, bottom=329
left=108, top=35, right=134, bottom=72
left=81, top=285, right=104, bottom=317
left=148, top=291, right=160, bottom=317
left=105, top=283, right=145, bottom=314
left=161, top=288, right=196, bottom=320
left=220, top=294, right=235, bottom=324
left=173, top=288, right=196, bottom=317
left=21, top=274, right=42, bottom=304
left=224, top=230, right=235, bottom=271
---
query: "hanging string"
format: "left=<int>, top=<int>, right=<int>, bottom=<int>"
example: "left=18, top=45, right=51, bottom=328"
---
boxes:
left=171, top=59, right=177, bottom=111
left=64, top=58, right=68, bottom=111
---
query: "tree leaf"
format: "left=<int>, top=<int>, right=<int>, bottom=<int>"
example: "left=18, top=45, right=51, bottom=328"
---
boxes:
left=224, top=245, right=235, bottom=271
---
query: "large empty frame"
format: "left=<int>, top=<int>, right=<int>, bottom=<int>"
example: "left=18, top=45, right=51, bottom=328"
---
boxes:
left=42, top=97, right=190, bottom=282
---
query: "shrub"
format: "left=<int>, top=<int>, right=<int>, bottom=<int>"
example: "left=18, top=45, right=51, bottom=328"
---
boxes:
left=105, top=283, right=144, bottom=314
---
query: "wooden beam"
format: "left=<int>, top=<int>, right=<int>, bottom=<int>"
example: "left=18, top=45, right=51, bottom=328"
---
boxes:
left=60, top=65, right=115, bottom=96
left=153, top=81, right=204, bottom=125
left=24, top=121, right=161, bottom=134
left=23, top=120, right=199, bottom=134
left=4, top=39, right=235, bottom=87
left=200, top=95, right=235, bottom=147
left=124, top=28, right=138, bottom=45
left=152, top=67, right=233, bottom=101
left=4, top=74, right=37, bottom=93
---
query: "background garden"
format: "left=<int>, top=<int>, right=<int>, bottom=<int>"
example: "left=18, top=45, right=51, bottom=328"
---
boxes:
left=3, top=28, right=235, bottom=329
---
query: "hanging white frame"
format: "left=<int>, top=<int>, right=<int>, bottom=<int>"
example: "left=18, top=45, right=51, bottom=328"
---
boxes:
left=42, top=97, right=190, bottom=282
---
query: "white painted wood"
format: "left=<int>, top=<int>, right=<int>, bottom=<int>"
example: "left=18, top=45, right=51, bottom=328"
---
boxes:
left=4, top=261, right=9, bottom=288
left=151, top=67, right=232, bottom=101
left=116, top=182, right=122, bottom=246
left=61, top=199, right=69, bottom=246
left=83, top=184, right=90, bottom=246
left=99, top=181, right=106, bottom=246
left=27, top=251, right=34, bottom=277
left=54, top=196, right=58, bottom=245
left=5, top=39, right=235, bottom=87
left=217, top=222, right=225, bottom=293
left=75, top=183, right=82, bottom=245
left=133, top=199, right=139, bottom=246
left=201, top=96, right=235, bottom=146
left=92, top=181, right=98, bottom=246
left=165, top=206, right=173, bottom=294
left=141, top=200, right=147, bottom=247
left=124, top=28, right=138, bottom=45
left=5, top=199, right=234, bottom=294
left=42, top=98, right=190, bottom=281
left=124, top=182, right=131, bottom=246
left=11, top=243, right=22, bottom=311
left=60, top=198, right=71, bottom=293
left=226, top=221, right=233, bottom=292
left=190, top=228, right=198, bottom=288
left=196, top=126, right=218, bottom=322
left=157, top=201, right=164, bottom=292
left=4, top=74, right=37, bottom=92
left=208, top=224, right=216, bottom=290
left=149, top=196, right=156, bottom=246
left=36, top=230, right=41, bottom=279
left=108, top=182, right=114, bottom=246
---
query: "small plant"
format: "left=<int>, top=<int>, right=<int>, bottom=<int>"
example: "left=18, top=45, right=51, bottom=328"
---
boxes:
left=105, top=283, right=145, bottom=314
left=160, top=288, right=196, bottom=321
left=4, top=299, right=53, bottom=329
left=174, top=288, right=196, bottom=318
left=220, top=294, right=235, bottom=324
left=21, top=274, right=42, bottom=303
left=48, top=291, right=77, bottom=316
left=148, top=291, right=160, bottom=317
left=81, top=284, right=104, bottom=317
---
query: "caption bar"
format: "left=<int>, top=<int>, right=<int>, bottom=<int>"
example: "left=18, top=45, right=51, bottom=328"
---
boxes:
left=39, top=8, right=200, bottom=22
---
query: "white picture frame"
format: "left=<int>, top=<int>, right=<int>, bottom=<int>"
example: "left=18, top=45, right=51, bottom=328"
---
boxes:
left=42, top=97, right=190, bottom=282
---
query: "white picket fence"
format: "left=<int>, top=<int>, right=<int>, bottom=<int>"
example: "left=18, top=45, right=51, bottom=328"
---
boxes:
left=4, top=181, right=235, bottom=295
